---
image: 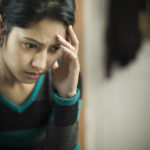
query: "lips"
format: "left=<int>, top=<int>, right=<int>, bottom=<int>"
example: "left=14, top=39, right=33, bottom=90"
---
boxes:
left=28, top=72, right=42, bottom=75
left=25, top=72, right=42, bottom=79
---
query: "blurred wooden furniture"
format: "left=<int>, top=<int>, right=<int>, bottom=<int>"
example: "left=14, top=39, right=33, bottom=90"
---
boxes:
left=75, top=0, right=85, bottom=149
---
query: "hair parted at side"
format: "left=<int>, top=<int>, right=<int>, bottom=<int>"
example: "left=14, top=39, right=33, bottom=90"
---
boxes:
left=0, top=0, right=76, bottom=37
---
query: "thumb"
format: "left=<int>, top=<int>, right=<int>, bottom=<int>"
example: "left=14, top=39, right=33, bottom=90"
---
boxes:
left=52, top=61, right=59, bottom=71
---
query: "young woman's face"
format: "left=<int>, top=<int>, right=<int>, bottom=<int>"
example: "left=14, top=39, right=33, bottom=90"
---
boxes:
left=1, top=18, right=66, bottom=84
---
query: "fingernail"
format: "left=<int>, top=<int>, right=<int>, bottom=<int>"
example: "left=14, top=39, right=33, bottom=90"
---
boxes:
left=57, top=35, right=63, bottom=40
left=61, top=45, right=65, bottom=49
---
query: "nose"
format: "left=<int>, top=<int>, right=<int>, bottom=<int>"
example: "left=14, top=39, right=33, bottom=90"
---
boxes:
left=32, top=51, right=47, bottom=72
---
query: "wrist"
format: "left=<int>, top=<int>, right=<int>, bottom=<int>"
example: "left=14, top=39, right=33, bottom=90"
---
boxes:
left=52, top=88, right=80, bottom=106
left=58, top=90, right=77, bottom=98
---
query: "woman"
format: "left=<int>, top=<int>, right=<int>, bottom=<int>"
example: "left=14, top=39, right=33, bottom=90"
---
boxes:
left=0, top=0, right=82, bottom=149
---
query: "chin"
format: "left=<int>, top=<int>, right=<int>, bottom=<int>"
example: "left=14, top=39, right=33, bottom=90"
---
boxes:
left=25, top=79, right=37, bottom=84
left=24, top=81, right=36, bottom=84
left=19, top=78, right=37, bottom=84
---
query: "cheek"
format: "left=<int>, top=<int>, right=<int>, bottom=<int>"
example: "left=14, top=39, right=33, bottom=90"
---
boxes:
left=5, top=38, right=32, bottom=69
left=47, top=56, right=57, bottom=67
left=13, top=51, right=31, bottom=68
left=17, top=55, right=26, bottom=66
left=47, top=51, right=63, bottom=66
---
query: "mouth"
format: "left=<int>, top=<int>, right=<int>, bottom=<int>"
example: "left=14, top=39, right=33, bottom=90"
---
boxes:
left=25, top=72, right=43, bottom=79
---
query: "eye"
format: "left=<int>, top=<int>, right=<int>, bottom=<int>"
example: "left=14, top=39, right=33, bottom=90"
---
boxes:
left=50, top=45, right=61, bottom=52
left=24, top=43, right=38, bottom=49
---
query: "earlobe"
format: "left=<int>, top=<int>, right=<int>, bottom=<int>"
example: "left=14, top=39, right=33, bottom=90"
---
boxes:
left=0, top=39, right=2, bottom=47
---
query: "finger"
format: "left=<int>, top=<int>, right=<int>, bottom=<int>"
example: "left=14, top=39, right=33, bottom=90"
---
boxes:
left=52, top=61, right=59, bottom=70
left=61, top=46, right=78, bottom=60
left=57, top=35, right=74, bottom=50
left=67, top=35, right=72, bottom=44
left=68, top=25, right=79, bottom=48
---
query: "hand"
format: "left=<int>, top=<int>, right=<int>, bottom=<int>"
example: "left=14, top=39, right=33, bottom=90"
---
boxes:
left=51, top=25, right=80, bottom=98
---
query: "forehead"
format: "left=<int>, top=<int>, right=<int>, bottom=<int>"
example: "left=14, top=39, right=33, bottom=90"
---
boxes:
left=10, top=18, right=67, bottom=44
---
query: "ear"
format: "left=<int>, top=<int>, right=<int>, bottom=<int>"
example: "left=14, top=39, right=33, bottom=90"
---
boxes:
left=0, top=14, right=3, bottom=32
left=0, top=14, right=6, bottom=43
left=0, top=15, right=3, bottom=43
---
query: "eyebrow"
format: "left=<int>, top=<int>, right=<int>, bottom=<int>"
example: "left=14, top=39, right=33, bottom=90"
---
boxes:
left=23, top=36, right=60, bottom=47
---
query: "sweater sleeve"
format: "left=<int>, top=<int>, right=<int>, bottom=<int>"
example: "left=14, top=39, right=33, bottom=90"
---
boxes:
left=52, top=88, right=80, bottom=126
left=52, top=88, right=81, bottom=150
left=45, top=73, right=82, bottom=150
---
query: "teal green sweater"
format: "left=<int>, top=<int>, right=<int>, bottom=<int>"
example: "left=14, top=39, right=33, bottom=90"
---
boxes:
left=0, top=69, right=82, bottom=150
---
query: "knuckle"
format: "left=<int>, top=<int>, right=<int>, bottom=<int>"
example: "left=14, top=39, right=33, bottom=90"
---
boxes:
left=73, top=47, right=76, bottom=51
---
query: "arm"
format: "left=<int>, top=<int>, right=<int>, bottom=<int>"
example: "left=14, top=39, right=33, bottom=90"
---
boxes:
left=52, top=88, right=81, bottom=150
left=46, top=25, right=81, bottom=150
left=46, top=73, right=82, bottom=150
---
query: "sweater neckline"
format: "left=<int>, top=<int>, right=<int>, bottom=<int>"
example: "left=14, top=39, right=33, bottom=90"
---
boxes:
left=0, top=74, right=45, bottom=113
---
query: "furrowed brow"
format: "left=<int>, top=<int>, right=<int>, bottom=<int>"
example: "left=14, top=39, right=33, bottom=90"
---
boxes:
left=23, top=37, right=44, bottom=46
left=51, top=43, right=61, bottom=47
left=23, top=37, right=61, bottom=47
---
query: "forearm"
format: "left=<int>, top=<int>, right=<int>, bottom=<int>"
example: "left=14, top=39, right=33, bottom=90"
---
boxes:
left=50, top=88, right=81, bottom=150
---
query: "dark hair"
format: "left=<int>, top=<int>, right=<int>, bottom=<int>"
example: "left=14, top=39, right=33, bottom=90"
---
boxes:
left=0, top=0, right=76, bottom=38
